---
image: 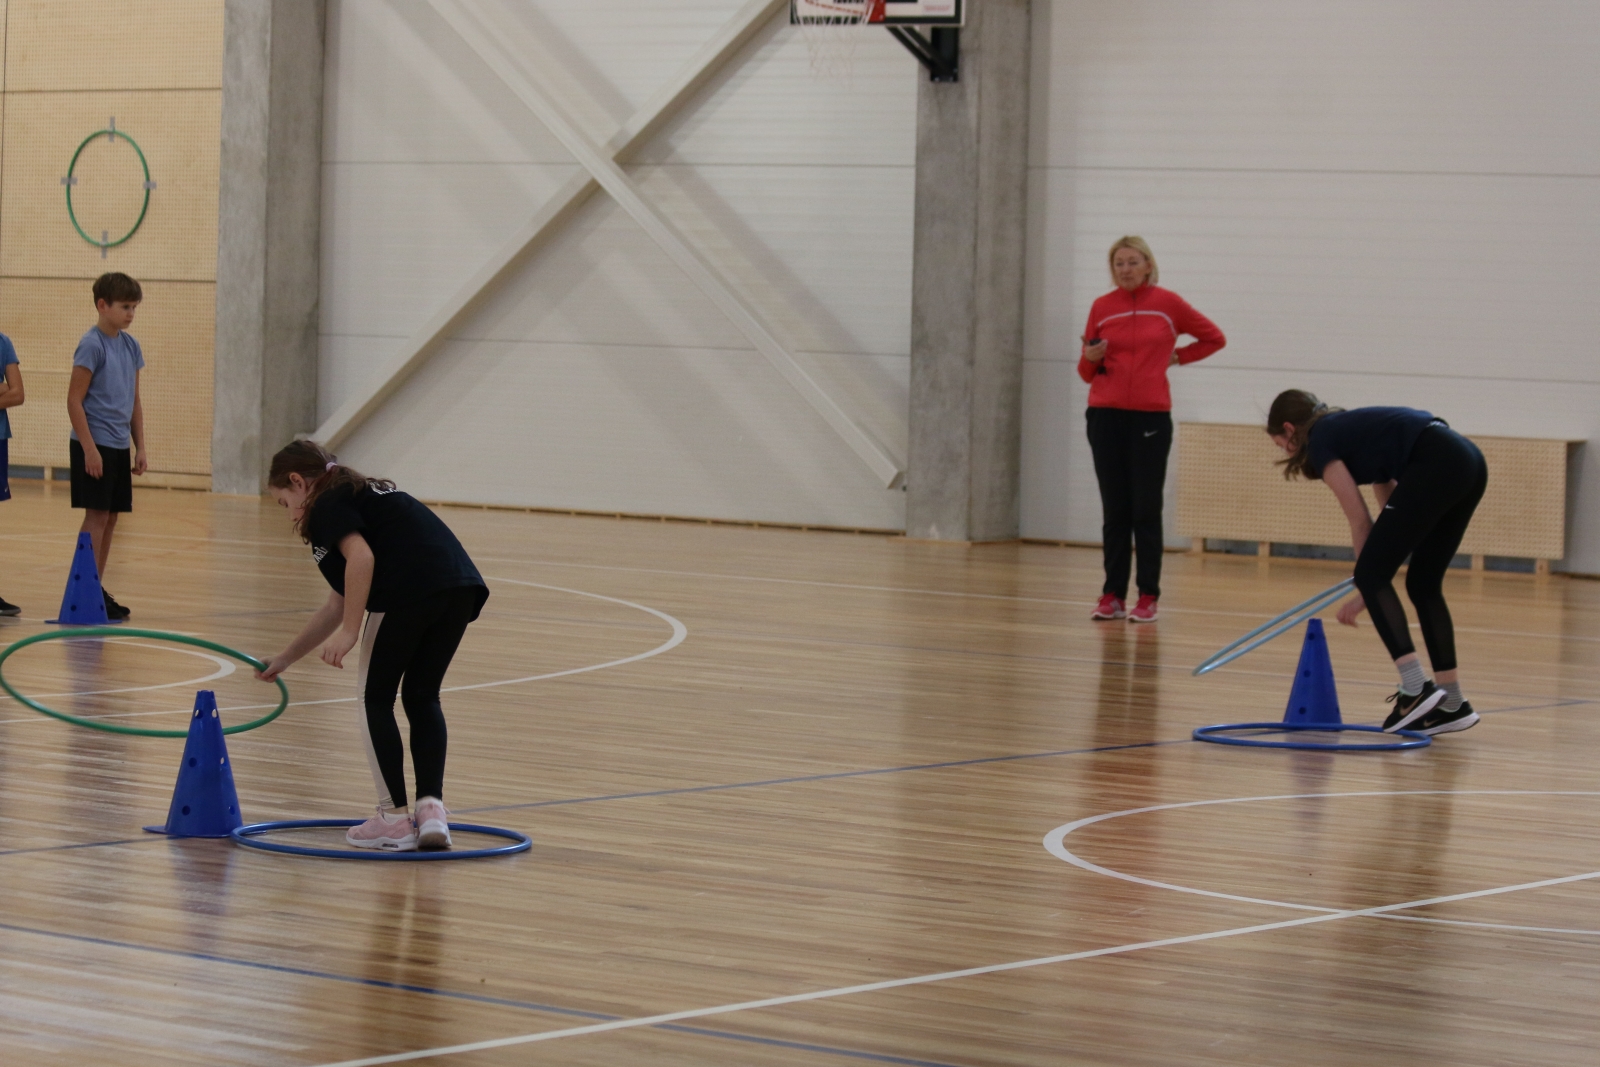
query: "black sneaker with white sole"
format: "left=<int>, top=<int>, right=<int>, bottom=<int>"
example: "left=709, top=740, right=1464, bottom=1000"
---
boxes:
left=0, top=596, right=19, bottom=617
left=1414, top=701, right=1479, bottom=737
left=1382, top=681, right=1445, bottom=733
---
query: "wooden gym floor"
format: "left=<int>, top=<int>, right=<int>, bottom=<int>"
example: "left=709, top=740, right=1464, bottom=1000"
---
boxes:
left=0, top=480, right=1596, bottom=1066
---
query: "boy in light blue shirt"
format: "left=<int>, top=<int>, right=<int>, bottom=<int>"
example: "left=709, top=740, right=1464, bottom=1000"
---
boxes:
left=66, top=272, right=147, bottom=620
left=0, top=330, right=23, bottom=615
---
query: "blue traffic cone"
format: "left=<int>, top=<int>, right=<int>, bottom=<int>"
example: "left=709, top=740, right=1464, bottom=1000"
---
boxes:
left=143, top=691, right=244, bottom=838
left=47, top=532, right=117, bottom=625
left=1282, top=618, right=1342, bottom=726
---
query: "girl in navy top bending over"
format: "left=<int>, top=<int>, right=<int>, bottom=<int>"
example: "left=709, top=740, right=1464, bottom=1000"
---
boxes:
left=257, top=440, right=489, bottom=851
left=1266, top=390, right=1486, bottom=736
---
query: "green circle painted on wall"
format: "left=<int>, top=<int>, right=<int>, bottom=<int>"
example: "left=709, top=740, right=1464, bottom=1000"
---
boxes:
left=63, top=125, right=156, bottom=252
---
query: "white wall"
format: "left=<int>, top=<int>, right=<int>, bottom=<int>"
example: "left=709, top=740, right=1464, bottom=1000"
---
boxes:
left=322, top=2, right=1600, bottom=565
left=320, top=0, right=917, bottom=528
left=1022, top=0, right=1600, bottom=571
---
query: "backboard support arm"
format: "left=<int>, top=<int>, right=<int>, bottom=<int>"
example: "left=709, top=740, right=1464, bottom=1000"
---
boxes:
left=888, top=26, right=958, bottom=82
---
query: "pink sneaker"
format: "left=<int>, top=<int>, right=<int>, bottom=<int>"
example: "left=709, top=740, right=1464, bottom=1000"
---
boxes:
left=1128, top=594, right=1159, bottom=623
left=415, top=796, right=452, bottom=850
left=345, top=808, right=417, bottom=851
left=1091, top=594, right=1126, bottom=620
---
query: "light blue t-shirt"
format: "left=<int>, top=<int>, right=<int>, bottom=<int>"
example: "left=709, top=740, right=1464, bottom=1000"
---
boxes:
left=0, top=333, right=17, bottom=441
left=71, top=326, right=144, bottom=449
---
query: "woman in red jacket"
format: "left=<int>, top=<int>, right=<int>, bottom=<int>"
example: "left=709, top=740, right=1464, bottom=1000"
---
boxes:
left=1080, top=236, right=1225, bottom=623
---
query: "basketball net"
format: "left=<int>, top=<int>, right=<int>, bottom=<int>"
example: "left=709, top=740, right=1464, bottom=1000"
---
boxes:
left=794, top=0, right=885, bottom=84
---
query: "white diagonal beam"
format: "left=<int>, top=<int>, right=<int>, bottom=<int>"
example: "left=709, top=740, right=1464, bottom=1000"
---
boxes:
left=314, top=0, right=790, bottom=452
left=430, top=0, right=904, bottom=487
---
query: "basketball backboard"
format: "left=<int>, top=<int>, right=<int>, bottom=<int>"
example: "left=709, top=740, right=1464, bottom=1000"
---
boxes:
left=790, top=0, right=965, bottom=27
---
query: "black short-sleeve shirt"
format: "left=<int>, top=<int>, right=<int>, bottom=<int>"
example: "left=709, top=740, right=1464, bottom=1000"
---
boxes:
left=1306, top=407, right=1442, bottom=485
left=306, top=483, right=488, bottom=617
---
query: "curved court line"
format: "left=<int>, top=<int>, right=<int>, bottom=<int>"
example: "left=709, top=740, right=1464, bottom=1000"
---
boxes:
left=306, top=866, right=1600, bottom=1067
left=0, top=578, right=686, bottom=727
left=441, top=576, right=687, bottom=691
left=23, top=641, right=236, bottom=700
left=104, top=530, right=1600, bottom=645
left=1044, top=790, right=1600, bottom=929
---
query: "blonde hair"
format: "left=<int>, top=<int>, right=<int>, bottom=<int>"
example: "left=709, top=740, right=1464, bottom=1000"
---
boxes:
left=1107, top=235, right=1158, bottom=286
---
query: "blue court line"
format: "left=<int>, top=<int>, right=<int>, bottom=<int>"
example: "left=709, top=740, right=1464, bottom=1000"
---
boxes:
left=1, top=697, right=1591, bottom=858
left=0, top=741, right=1190, bottom=861
left=457, top=739, right=1192, bottom=815
left=0, top=837, right=147, bottom=858
left=1482, top=698, right=1595, bottom=715
left=455, top=695, right=1599, bottom=816
left=0, top=917, right=967, bottom=1067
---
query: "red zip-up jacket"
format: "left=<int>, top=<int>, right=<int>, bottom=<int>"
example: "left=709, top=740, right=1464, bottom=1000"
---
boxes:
left=1078, top=284, right=1225, bottom=411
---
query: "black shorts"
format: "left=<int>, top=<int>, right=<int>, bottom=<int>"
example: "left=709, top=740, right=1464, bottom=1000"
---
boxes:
left=70, top=438, right=133, bottom=513
left=0, top=439, right=10, bottom=502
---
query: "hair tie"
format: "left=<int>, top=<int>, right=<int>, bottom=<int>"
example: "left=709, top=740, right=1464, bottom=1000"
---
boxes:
left=325, top=460, right=338, bottom=471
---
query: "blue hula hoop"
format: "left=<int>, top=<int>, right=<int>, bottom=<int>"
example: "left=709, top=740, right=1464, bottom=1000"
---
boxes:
left=231, top=819, right=531, bottom=860
left=1193, top=722, right=1431, bottom=752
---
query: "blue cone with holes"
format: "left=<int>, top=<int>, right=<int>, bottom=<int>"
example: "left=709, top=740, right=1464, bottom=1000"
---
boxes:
left=145, top=690, right=243, bottom=837
left=1282, top=618, right=1341, bottom=726
left=48, top=532, right=115, bottom=625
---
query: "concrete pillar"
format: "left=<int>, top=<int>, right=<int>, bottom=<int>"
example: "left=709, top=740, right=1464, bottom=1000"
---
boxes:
left=905, top=0, right=1031, bottom=541
left=212, top=0, right=325, bottom=494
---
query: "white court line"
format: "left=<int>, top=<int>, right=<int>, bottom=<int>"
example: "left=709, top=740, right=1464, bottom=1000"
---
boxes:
left=22, top=641, right=236, bottom=700
left=1381, top=915, right=1600, bottom=937
left=0, top=578, right=685, bottom=727
left=306, top=867, right=1600, bottom=1067
left=468, top=556, right=1600, bottom=645
left=1043, top=790, right=1600, bottom=933
left=437, top=577, right=685, bottom=691
left=58, top=528, right=1600, bottom=645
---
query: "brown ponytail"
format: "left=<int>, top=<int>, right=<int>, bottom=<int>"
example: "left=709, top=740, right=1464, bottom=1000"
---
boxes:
left=267, top=439, right=395, bottom=541
left=1266, top=389, right=1342, bottom=481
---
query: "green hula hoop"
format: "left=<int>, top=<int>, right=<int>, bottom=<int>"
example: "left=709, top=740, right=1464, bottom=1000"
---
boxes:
left=0, top=627, right=289, bottom=738
left=65, top=127, right=153, bottom=250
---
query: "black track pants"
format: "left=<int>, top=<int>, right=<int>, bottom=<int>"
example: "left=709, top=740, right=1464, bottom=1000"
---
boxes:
left=1352, top=426, right=1488, bottom=672
left=1086, top=407, right=1172, bottom=599
left=356, top=586, right=479, bottom=808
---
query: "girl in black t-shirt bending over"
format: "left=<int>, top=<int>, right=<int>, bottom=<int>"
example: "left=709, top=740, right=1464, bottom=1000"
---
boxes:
left=1266, top=390, right=1487, bottom=737
left=257, top=441, right=489, bottom=851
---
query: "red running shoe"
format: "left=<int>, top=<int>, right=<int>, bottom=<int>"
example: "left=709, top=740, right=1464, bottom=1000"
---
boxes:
left=1128, top=594, right=1159, bottom=623
left=1091, top=594, right=1126, bottom=620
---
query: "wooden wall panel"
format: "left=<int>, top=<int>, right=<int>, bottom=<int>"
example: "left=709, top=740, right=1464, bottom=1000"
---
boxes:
left=0, top=279, right=215, bottom=477
left=0, top=90, right=220, bottom=281
left=0, top=1, right=223, bottom=479
left=1175, top=423, right=1574, bottom=561
left=3, top=0, right=222, bottom=92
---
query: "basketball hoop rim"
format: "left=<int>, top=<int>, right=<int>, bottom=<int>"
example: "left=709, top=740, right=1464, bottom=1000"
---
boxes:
left=790, top=0, right=966, bottom=28
left=791, top=0, right=887, bottom=25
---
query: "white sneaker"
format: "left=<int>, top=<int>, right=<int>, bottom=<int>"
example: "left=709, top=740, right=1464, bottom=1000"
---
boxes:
left=345, top=808, right=417, bottom=851
left=415, top=796, right=452, bottom=850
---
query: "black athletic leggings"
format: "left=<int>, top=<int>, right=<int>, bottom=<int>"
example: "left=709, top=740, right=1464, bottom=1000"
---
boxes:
left=1086, top=407, right=1172, bottom=599
left=1352, top=426, right=1487, bottom=673
left=358, top=585, right=480, bottom=808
